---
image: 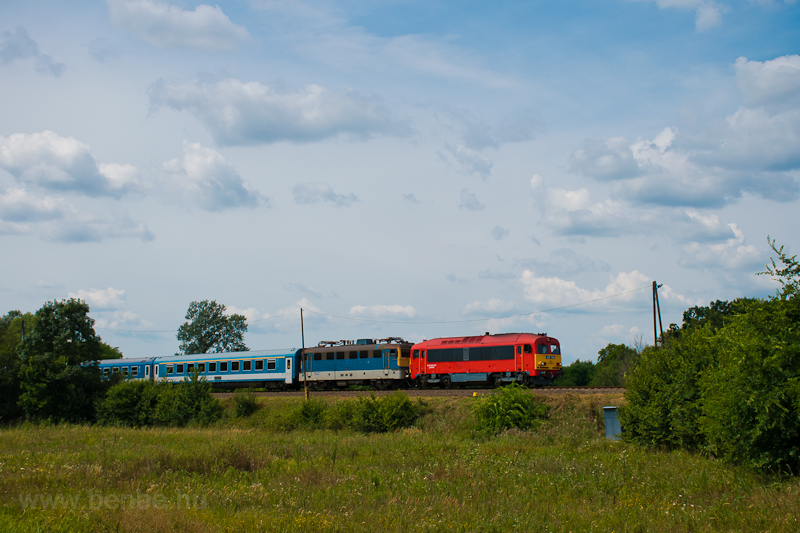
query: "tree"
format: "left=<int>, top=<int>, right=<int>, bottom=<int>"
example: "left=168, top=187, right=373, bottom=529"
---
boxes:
left=16, top=299, right=106, bottom=422
left=592, top=343, right=639, bottom=386
left=553, top=359, right=596, bottom=386
left=0, top=311, right=37, bottom=421
left=176, top=300, right=249, bottom=355
left=759, top=236, right=800, bottom=299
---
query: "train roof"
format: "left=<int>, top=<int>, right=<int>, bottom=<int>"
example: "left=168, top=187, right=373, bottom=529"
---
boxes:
left=417, top=333, right=558, bottom=346
left=160, top=349, right=299, bottom=363
left=97, top=357, right=158, bottom=365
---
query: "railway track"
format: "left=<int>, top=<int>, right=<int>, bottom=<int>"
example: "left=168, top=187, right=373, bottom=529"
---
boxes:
left=212, top=386, right=625, bottom=399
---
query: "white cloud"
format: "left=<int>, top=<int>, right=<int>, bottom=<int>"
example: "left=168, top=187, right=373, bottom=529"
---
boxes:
left=159, top=141, right=266, bottom=211
left=0, top=131, right=143, bottom=198
left=0, top=188, right=153, bottom=242
left=679, top=222, right=762, bottom=270
left=148, top=78, right=410, bottom=145
left=519, top=270, right=689, bottom=310
left=293, top=182, right=358, bottom=207
left=94, top=311, right=152, bottom=331
left=458, top=189, right=484, bottom=211
left=106, top=0, right=249, bottom=51
left=443, top=143, right=493, bottom=179
left=68, top=287, right=127, bottom=310
left=569, top=55, right=800, bottom=207
left=349, top=304, right=417, bottom=318
left=736, top=55, right=800, bottom=111
left=0, top=26, right=65, bottom=77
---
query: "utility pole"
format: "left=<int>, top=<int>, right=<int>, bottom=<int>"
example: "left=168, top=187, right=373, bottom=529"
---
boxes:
left=301, top=308, right=308, bottom=401
left=652, top=281, right=664, bottom=347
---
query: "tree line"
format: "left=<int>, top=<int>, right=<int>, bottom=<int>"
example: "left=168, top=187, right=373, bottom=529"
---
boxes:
left=0, top=299, right=247, bottom=424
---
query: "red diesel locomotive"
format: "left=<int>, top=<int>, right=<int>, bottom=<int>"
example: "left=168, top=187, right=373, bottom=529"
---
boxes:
left=409, top=332, right=562, bottom=387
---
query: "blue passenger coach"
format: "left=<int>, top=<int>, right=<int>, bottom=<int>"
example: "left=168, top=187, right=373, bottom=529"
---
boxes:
left=154, top=349, right=300, bottom=388
left=99, top=357, right=158, bottom=380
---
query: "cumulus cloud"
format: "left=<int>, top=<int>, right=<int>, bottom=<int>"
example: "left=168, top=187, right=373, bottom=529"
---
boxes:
left=570, top=55, right=800, bottom=207
left=520, top=269, right=692, bottom=310
left=0, top=188, right=153, bottom=242
left=158, top=141, right=266, bottom=211
left=67, top=287, right=151, bottom=330
left=293, top=182, right=358, bottom=207
left=0, top=26, right=65, bottom=77
left=679, top=222, right=762, bottom=270
left=491, top=226, right=509, bottom=241
left=596, top=324, right=642, bottom=345
left=349, top=304, right=418, bottom=318
left=68, top=287, right=127, bottom=310
left=148, top=78, right=410, bottom=145
left=106, top=0, right=249, bottom=51
left=0, top=131, right=143, bottom=198
left=530, top=175, right=645, bottom=236
left=458, top=189, right=484, bottom=211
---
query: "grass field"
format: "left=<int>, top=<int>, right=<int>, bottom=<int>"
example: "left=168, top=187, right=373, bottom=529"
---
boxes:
left=1, top=392, right=798, bottom=532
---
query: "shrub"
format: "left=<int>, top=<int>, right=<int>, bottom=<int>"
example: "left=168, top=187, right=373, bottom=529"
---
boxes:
left=151, top=371, right=222, bottom=427
left=232, top=389, right=259, bottom=418
left=699, top=299, right=800, bottom=472
left=297, top=398, right=326, bottom=427
left=473, top=383, right=548, bottom=435
left=96, top=380, right=159, bottom=426
left=352, top=392, right=424, bottom=433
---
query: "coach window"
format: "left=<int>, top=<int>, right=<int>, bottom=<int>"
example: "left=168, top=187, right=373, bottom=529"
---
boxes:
left=176, top=364, right=184, bottom=374
left=131, top=367, right=139, bottom=377
left=551, top=344, right=560, bottom=354
left=103, top=368, right=110, bottom=377
left=267, top=359, right=277, bottom=371
left=516, top=346, right=522, bottom=355
left=326, top=353, right=334, bottom=361
left=243, top=360, right=252, bottom=371
left=348, top=351, right=357, bottom=359
left=220, top=362, right=228, bottom=372
left=537, top=344, right=549, bottom=354
left=313, top=353, right=322, bottom=361
left=231, top=361, right=240, bottom=371
left=524, top=344, right=532, bottom=354
left=336, top=352, right=345, bottom=360
left=359, top=351, right=368, bottom=359
left=413, top=350, right=419, bottom=359
left=373, top=350, right=381, bottom=358
left=121, top=367, right=128, bottom=376
left=188, top=364, right=195, bottom=373
left=255, top=360, right=264, bottom=371
left=198, top=363, right=205, bottom=372
left=209, top=362, right=217, bottom=372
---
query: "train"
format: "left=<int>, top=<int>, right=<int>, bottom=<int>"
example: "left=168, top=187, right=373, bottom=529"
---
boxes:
left=97, top=332, right=562, bottom=389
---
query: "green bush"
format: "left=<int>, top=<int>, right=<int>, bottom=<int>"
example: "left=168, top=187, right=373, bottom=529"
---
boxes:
left=152, top=372, right=222, bottom=427
left=473, top=383, right=548, bottom=435
left=297, top=398, right=327, bottom=427
left=232, top=389, right=259, bottom=418
left=699, top=299, right=800, bottom=472
left=96, top=379, right=159, bottom=426
left=352, top=391, right=424, bottom=433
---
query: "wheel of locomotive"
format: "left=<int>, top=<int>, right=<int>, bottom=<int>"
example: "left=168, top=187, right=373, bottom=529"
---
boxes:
left=493, top=376, right=504, bottom=388
left=441, top=375, right=452, bottom=389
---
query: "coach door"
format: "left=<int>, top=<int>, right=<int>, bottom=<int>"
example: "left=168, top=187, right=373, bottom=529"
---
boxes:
left=516, top=345, right=523, bottom=372
left=382, top=349, right=392, bottom=376
left=285, top=358, right=293, bottom=384
left=145, top=365, right=150, bottom=379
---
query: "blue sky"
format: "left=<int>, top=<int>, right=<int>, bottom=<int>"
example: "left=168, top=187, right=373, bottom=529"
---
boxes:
left=1, top=0, right=799, bottom=363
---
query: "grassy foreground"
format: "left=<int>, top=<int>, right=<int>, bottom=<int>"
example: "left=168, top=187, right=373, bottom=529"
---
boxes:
left=1, top=392, right=798, bottom=532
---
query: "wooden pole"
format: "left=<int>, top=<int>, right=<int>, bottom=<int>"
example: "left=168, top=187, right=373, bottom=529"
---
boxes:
left=302, top=308, right=308, bottom=401
left=655, top=283, right=664, bottom=345
left=652, top=281, right=658, bottom=347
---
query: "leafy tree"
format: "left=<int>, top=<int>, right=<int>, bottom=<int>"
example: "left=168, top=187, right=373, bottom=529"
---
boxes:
left=16, top=299, right=106, bottom=422
left=553, top=359, right=596, bottom=386
left=759, top=236, right=800, bottom=299
left=97, top=343, right=124, bottom=360
left=699, top=298, right=800, bottom=472
left=591, top=343, right=639, bottom=386
left=152, top=370, right=222, bottom=426
left=0, top=311, right=36, bottom=421
left=177, top=300, right=249, bottom=355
